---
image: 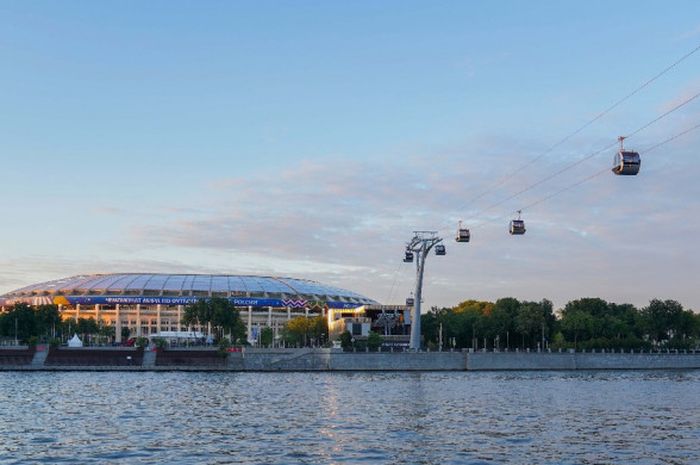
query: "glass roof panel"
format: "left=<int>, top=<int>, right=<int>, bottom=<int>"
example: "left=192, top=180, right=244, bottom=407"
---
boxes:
left=124, top=274, right=156, bottom=291
left=106, top=275, right=136, bottom=291
left=2, top=273, right=377, bottom=303
left=258, top=278, right=292, bottom=293
left=210, top=276, right=230, bottom=293
left=84, top=275, right=116, bottom=291
left=191, top=275, right=212, bottom=292
left=162, top=275, right=187, bottom=291
left=182, top=275, right=196, bottom=293
left=227, top=276, right=248, bottom=293
left=146, top=275, right=170, bottom=291
left=239, top=276, right=265, bottom=292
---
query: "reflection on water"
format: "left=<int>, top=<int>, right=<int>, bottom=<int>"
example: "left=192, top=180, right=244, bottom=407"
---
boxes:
left=0, top=371, right=698, bottom=464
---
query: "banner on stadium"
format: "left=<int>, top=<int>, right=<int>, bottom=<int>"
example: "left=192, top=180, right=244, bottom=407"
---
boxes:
left=1, top=295, right=361, bottom=309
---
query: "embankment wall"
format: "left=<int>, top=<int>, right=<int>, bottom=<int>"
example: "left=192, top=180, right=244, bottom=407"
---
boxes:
left=1, top=347, right=700, bottom=371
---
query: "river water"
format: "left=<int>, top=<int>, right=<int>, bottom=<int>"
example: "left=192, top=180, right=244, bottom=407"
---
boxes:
left=0, top=371, right=698, bottom=464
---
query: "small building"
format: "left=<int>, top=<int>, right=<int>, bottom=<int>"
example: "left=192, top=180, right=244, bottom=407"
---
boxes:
left=327, top=304, right=411, bottom=348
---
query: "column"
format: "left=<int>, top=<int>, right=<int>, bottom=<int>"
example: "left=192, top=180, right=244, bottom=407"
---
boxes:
left=115, top=304, right=122, bottom=343
left=267, top=306, right=272, bottom=327
left=75, top=303, right=81, bottom=322
left=247, top=306, right=253, bottom=343
left=177, top=305, right=183, bottom=333
left=136, top=304, right=142, bottom=337
left=156, top=304, right=162, bottom=335
left=305, top=307, right=309, bottom=318
left=95, top=304, right=101, bottom=325
left=287, top=306, right=291, bottom=321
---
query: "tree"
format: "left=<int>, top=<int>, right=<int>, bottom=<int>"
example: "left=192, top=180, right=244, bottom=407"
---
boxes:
left=515, top=302, right=546, bottom=348
left=0, top=304, right=38, bottom=344
left=35, top=305, right=61, bottom=339
left=76, top=318, right=99, bottom=341
left=283, top=315, right=327, bottom=347
left=260, top=327, right=274, bottom=348
left=367, top=331, right=383, bottom=351
left=560, top=309, right=594, bottom=349
left=491, top=298, right=520, bottom=349
left=339, top=330, right=352, bottom=351
left=640, top=299, right=685, bottom=344
left=181, top=298, right=245, bottom=343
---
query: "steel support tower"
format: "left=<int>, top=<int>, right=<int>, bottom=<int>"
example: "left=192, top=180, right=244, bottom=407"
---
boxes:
left=406, top=231, right=443, bottom=350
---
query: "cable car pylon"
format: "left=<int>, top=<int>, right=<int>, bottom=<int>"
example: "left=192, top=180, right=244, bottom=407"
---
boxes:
left=404, top=231, right=444, bottom=350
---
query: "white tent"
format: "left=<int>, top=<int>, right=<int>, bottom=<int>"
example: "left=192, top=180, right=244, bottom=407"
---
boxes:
left=68, top=334, right=83, bottom=348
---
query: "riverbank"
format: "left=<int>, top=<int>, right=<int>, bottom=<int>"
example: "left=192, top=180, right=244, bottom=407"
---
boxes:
left=2, top=347, right=700, bottom=371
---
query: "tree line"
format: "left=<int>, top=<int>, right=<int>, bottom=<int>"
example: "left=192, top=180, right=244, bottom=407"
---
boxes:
left=2, top=296, right=698, bottom=350
left=422, top=297, right=700, bottom=350
left=0, top=303, right=114, bottom=345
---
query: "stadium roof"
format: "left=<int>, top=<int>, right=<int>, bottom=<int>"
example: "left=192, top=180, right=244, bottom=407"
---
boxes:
left=2, top=273, right=377, bottom=306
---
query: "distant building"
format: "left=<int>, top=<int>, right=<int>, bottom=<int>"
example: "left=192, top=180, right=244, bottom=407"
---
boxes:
left=328, top=304, right=412, bottom=348
left=0, top=273, right=377, bottom=344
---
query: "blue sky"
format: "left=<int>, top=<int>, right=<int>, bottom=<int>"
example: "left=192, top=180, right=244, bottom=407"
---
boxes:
left=1, top=1, right=699, bottom=310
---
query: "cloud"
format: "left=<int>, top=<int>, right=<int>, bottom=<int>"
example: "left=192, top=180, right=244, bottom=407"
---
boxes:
left=4, top=125, right=698, bottom=311
left=118, top=125, right=700, bottom=311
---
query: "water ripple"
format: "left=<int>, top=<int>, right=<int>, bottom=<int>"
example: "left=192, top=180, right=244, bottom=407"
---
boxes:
left=0, top=371, right=698, bottom=464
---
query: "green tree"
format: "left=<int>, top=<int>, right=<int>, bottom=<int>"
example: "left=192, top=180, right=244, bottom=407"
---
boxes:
left=640, top=299, right=684, bottom=344
left=367, top=331, right=383, bottom=351
left=76, top=318, right=99, bottom=341
left=0, top=304, right=38, bottom=344
left=515, top=302, right=545, bottom=348
left=260, top=327, right=274, bottom=348
left=182, top=298, right=245, bottom=343
left=491, top=298, right=520, bottom=349
left=339, top=330, right=352, bottom=351
left=560, top=309, right=594, bottom=349
left=283, top=315, right=327, bottom=347
left=35, top=305, right=61, bottom=339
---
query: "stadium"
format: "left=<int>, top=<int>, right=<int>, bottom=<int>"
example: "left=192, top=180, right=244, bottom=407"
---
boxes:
left=0, top=273, right=380, bottom=343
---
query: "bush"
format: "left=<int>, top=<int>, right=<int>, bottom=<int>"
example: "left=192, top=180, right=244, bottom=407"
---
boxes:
left=367, top=331, right=383, bottom=351
left=218, top=337, right=232, bottom=356
left=152, top=337, right=168, bottom=350
left=340, top=331, right=352, bottom=351
left=134, top=337, right=149, bottom=349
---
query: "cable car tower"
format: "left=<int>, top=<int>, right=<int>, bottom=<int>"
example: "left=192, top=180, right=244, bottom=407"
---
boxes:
left=403, top=231, right=444, bottom=350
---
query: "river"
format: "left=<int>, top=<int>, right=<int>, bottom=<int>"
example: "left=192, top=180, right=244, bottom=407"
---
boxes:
left=0, top=371, right=698, bottom=464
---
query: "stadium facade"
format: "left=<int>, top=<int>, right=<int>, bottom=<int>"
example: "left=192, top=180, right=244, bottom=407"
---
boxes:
left=0, top=273, right=378, bottom=343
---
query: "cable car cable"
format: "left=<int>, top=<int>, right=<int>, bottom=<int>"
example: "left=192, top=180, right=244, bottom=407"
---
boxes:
left=470, top=121, right=700, bottom=230
left=461, top=89, right=700, bottom=227
left=449, top=42, right=700, bottom=216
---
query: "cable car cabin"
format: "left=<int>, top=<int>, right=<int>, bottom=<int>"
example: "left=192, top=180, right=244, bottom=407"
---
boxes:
left=509, top=219, right=526, bottom=235
left=403, top=251, right=414, bottom=263
left=405, top=297, right=415, bottom=306
left=456, top=228, right=470, bottom=243
left=612, top=150, right=641, bottom=176
left=435, top=244, right=446, bottom=255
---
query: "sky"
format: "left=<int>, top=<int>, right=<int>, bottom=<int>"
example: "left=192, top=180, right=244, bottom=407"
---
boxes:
left=1, top=1, right=699, bottom=311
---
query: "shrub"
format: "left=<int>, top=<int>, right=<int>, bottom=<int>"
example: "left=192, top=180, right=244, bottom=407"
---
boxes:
left=367, top=331, right=383, bottom=351
left=218, top=337, right=232, bottom=356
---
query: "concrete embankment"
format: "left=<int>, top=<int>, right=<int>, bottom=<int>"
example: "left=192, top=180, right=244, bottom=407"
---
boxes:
left=1, top=347, right=700, bottom=371
left=465, top=352, right=700, bottom=371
